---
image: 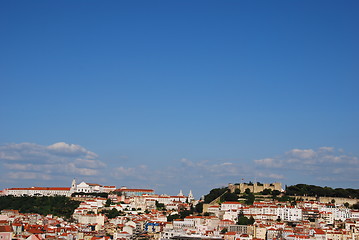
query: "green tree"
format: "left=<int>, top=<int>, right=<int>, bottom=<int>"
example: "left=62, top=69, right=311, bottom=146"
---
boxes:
left=195, top=202, right=203, bottom=213
left=0, top=196, right=80, bottom=219
left=245, top=193, right=255, bottom=205
left=220, top=228, right=228, bottom=234
left=167, top=214, right=180, bottom=222
left=155, top=201, right=166, bottom=210
left=285, top=184, right=359, bottom=198
left=180, top=209, right=192, bottom=219
left=249, top=216, right=255, bottom=225
left=204, top=188, right=228, bottom=203
left=221, top=192, right=239, bottom=202
left=101, top=208, right=121, bottom=218
left=107, top=208, right=120, bottom=218
left=105, top=199, right=112, bottom=207
left=237, top=211, right=253, bottom=225
left=261, top=188, right=272, bottom=195
left=277, top=195, right=293, bottom=202
left=272, top=190, right=281, bottom=199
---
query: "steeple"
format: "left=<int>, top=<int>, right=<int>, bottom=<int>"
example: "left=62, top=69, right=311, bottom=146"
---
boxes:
left=178, top=190, right=184, bottom=196
left=188, top=190, right=194, bottom=201
left=70, top=178, right=77, bottom=193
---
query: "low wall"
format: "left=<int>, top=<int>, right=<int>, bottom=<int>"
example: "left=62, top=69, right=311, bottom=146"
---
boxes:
left=290, top=196, right=358, bottom=205
left=318, top=197, right=358, bottom=205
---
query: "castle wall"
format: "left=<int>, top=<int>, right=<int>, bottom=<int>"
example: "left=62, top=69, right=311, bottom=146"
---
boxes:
left=228, top=182, right=282, bottom=194
left=317, top=197, right=358, bottom=205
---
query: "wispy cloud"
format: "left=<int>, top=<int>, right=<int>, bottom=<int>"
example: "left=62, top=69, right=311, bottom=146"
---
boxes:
left=254, top=158, right=282, bottom=168
left=111, top=158, right=251, bottom=195
left=255, top=171, right=284, bottom=180
left=0, top=142, right=106, bottom=182
left=254, top=147, right=359, bottom=183
left=2, top=142, right=357, bottom=196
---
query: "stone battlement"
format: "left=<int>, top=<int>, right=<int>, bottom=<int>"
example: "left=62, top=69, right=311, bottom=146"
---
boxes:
left=228, top=182, right=282, bottom=194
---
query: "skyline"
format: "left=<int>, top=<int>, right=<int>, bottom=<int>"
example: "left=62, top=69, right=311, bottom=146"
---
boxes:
left=1, top=1, right=358, bottom=197
left=0, top=142, right=358, bottom=196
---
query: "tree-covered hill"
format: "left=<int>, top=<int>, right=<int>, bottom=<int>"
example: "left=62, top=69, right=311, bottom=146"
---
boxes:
left=0, top=196, right=80, bottom=219
left=201, top=184, right=359, bottom=207
left=286, top=184, right=359, bottom=198
left=203, top=187, right=228, bottom=203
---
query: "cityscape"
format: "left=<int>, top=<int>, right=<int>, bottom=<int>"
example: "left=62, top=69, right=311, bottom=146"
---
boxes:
left=0, top=180, right=359, bottom=240
left=1, top=1, right=359, bottom=240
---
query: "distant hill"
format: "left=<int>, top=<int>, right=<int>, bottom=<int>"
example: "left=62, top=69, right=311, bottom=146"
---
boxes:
left=203, top=187, right=228, bottom=203
left=286, top=184, right=359, bottom=198
left=202, top=184, right=359, bottom=205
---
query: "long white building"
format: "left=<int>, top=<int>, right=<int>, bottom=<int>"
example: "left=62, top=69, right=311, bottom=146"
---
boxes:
left=3, top=179, right=111, bottom=197
left=4, top=187, right=72, bottom=197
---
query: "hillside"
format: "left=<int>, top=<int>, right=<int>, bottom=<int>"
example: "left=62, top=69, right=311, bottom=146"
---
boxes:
left=0, top=196, right=80, bottom=219
left=286, top=184, right=359, bottom=198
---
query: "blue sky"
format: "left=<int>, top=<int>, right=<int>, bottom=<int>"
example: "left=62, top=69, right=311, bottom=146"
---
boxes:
left=1, top=1, right=358, bottom=197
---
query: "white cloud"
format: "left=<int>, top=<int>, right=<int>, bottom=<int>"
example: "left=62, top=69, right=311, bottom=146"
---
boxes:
left=8, top=172, right=52, bottom=180
left=180, top=158, right=195, bottom=167
left=0, top=142, right=106, bottom=181
left=256, top=171, right=284, bottom=179
left=254, top=147, right=359, bottom=184
left=74, top=159, right=106, bottom=168
left=254, top=158, right=282, bottom=168
left=319, top=147, right=334, bottom=152
left=317, top=176, right=336, bottom=181
left=3, top=142, right=356, bottom=196
left=3, top=163, right=34, bottom=171
left=222, top=162, right=233, bottom=166
left=287, top=149, right=316, bottom=159
left=254, top=147, right=358, bottom=169
left=111, top=158, right=251, bottom=196
left=47, top=142, right=98, bottom=159
left=114, top=166, right=136, bottom=177
left=70, top=167, right=98, bottom=176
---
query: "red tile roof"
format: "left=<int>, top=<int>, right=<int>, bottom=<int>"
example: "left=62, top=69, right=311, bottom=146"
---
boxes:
left=116, top=189, right=154, bottom=192
left=0, top=225, right=12, bottom=232
left=8, top=187, right=70, bottom=191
